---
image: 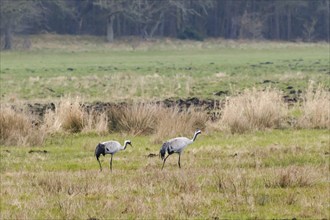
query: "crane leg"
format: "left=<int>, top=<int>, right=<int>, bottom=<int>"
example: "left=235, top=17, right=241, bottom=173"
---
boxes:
left=97, top=158, right=102, bottom=171
left=110, top=154, right=113, bottom=172
left=178, top=154, right=181, bottom=168
left=162, top=154, right=170, bottom=170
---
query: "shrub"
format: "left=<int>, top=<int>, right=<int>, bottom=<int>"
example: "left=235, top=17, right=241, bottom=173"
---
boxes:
left=221, top=88, right=287, bottom=133
left=298, top=83, right=330, bottom=129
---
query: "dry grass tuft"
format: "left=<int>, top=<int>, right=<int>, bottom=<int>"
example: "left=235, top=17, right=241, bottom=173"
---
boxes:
left=221, top=88, right=287, bottom=133
left=152, top=106, right=207, bottom=143
left=215, top=169, right=254, bottom=209
left=43, top=97, right=108, bottom=135
left=107, top=103, right=207, bottom=141
left=83, top=111, right=108, bottom=135
left=43, top=97, right=84, bottom=133
left=0, top=105, right=45, bottom=146
left=298, top=83, right=330, bottom=129
left=43, top=99, right=207, bottom=138
left=114, top=103, right=159, bottom=135
left=58, top=98, right=85, bottom=133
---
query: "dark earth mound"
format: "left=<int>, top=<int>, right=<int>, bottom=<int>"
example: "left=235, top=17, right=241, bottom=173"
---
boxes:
left=23, top=86, right=301, bottom=122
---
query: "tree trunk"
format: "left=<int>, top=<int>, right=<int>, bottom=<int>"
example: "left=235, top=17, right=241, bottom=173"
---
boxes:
left=274, top=4, right=280, bottom=39
left=4, top=24, right=13, bottom=50
left=159, top=13, right=165, bottom=37
left=117, top=14, right=122, bottom=37
left=106, top=15, right=115, bottom=43
left=223, top=0, right=230, bottom=38
left=176, top=7, right=182, bottom=35
left=325, top=0, right=329, bottom=41
left=150, top=12, right=164, bottom=38
left=287, top=9, right=291, bottom=40
left=78, top=18, right=83, bottom=34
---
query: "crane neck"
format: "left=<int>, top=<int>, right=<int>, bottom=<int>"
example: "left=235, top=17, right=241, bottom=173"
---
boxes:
left=122, top=141, right=129, bottom=150
left=192, top=132, right=200, bottom=142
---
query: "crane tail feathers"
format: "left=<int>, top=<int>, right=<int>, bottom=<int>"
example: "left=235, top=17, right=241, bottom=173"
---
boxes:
left=95, top=143, right=105, bottom=159
left=160, top=142, right=169, bottom=160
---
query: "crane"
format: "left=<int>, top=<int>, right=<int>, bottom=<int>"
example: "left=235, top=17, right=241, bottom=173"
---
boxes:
left=159, top=130, right=201, bottom=169
left=95, top=140, right=132, bottom=171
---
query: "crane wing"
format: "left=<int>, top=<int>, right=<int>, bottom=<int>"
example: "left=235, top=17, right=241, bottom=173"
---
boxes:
left=168, top=137, right=191, bottom=152
left=102, top=141, right=120, bottom=154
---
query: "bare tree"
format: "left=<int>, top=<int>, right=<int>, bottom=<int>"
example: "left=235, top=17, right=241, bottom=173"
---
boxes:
left=303, top=17, right=318, bottom=42
left=0, top=0, right=41, bottom=50
left=239, top=11, right=264, bottom=40
left=94, top=0, right=213, bottom=41
left=94, top=0, right=128, bottom=42
left=125, top=0, right=168, bottom=38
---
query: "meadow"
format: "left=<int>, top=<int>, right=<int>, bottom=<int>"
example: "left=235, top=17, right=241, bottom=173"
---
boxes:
left=0, top=35, right=329, bottom=219
left=0, top=35, right=329, bottom=102
left=1, top=130, right=329, bottom=219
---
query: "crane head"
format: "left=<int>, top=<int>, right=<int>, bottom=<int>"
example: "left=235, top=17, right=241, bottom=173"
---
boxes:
left=125, top=140, right=133, bottom=147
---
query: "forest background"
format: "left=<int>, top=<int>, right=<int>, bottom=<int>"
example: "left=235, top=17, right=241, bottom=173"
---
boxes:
left=1, top=0, right=329, bottom=50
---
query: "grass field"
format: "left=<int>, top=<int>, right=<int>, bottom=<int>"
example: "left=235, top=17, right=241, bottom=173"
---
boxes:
left=0, top=35, right=329, bottom=102
left=0, top=35, right=329, bottom=219
left=1, top=130, right=329, bottom=219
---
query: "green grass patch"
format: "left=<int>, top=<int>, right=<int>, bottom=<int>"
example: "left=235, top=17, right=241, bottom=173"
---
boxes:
left=0, top=130, right=329, bottom=219
left=1, top=37, right=329, bottom=102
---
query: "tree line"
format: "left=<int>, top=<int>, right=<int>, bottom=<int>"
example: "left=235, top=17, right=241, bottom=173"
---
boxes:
left=1, top=0, right=329, bottom=49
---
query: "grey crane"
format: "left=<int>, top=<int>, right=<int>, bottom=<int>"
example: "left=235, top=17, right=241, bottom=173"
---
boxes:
left=95, top=140, right=132, bottom=171
left=159, top=130, right=201, bottom=169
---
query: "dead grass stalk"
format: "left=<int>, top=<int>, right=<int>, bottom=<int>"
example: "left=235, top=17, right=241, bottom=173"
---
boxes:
left=153, top=106, right=207, bottom=143
left=0, top=105, right=45, bottom=146
left=263, top=166, right=317, bottom=188
left=220, top=87, right=287, bottom=133
left=298, top=83, right=330, bottom=129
